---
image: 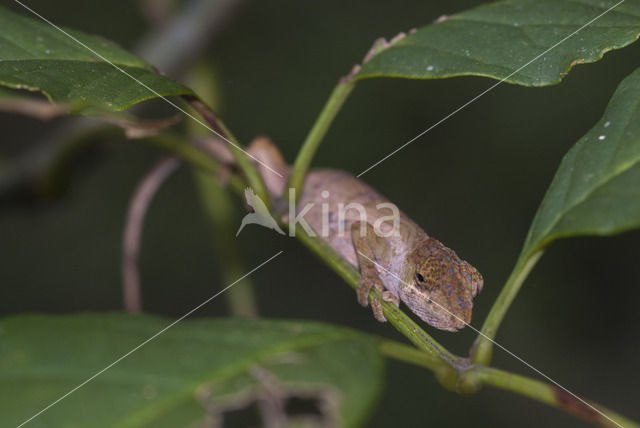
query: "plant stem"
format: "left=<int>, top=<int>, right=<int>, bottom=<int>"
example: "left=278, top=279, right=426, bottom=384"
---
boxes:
left=376, top=337, right=448, bottom=372
left=140, top=132, right=246, bottom=195
left=17, top=124, right=244, bottom=199
left=471, top=250, right=543, bottom=365
left=186, top=97, right=270, bottom=208
left=468, top=367, right=636, bottom=428
left=192, top=168, right=259, bottom=317
left=287, top=80, right=355, bottom=203
left=184, top=62, right=259, bottom=317
left=32, top=122, right=258, bottom=316
left=381, top=339, right=637, bottom=428
left=122, top=156, right=181, bottom=313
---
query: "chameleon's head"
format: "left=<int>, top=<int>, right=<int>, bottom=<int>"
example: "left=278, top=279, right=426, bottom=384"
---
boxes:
left=402, top=238, right=483, bottom=332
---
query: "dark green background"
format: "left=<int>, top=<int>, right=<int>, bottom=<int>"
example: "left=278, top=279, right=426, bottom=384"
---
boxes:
left=1, top=0, right=639, bottom=426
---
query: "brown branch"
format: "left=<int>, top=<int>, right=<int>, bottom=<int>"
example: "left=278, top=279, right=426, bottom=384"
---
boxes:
left=0, top=98, right=69, bottom=120
left=122, top=156, right=181, bottom=313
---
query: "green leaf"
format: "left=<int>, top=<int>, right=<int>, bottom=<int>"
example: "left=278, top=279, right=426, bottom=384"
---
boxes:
left=357, top=0, right=640, bottom=86
left=474, top=66, right=640, bottom=365
left=0, top=6, right=193, bottom=112
left=520, top=66, right=640, bottom=258
left=0, top=314, right=383, bottom=428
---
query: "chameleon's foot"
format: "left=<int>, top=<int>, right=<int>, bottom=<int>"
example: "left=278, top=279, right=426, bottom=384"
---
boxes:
left=371, top=298, right=387, bottom=322
left=352, top=220, right=390, bottom=322
left=357, top=278, right=388, bottom=322
left=382, top=291, right=400, bottom=307
left=356, top=277, right=373, bottom=307
left=357, top=275, right=384, bottom=307
left=356, top=277, right=390, bottom=322
left=357, top=274, right=385, bottom=304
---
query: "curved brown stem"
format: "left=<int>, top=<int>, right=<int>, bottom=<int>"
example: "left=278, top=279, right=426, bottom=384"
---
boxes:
left=122, top=156, right=181, bottom=313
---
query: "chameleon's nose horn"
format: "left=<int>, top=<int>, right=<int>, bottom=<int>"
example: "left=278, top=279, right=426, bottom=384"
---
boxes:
left=472, top=278, right=483, bottom=297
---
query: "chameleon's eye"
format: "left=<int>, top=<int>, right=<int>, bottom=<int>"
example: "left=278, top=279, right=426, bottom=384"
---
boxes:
left=415, top=273, right=425, bottom=283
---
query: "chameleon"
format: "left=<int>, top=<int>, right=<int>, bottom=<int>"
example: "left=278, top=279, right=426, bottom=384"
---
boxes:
left=210, top=136, right=483, bottom=332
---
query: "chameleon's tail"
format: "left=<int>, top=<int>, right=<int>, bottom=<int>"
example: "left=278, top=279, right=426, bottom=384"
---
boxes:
left=196, top=136, right=289, bottom=197
left=245, top=136, right=289, bottom=197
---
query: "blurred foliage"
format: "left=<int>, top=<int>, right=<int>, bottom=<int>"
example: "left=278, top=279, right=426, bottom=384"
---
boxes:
left=0, top=314, right=382, bottom=427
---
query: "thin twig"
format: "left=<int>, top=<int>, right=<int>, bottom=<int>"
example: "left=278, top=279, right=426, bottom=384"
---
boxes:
left=472, top=250, right=543, bottom=365
left=192, top=166, right=260, bottom=317
left=186, top=97, right=271, bottom=207
left=378, top=339, right=637, bottom=428
left=287, top=80, right=354, bottom=203
left=287, top=30, right=412, bottom=202
left=122, top=157, right=181, bottom=313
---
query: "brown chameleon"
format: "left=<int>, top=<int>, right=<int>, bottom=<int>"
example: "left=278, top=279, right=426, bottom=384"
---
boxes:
left=212, top=137, right=483, bottom=331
